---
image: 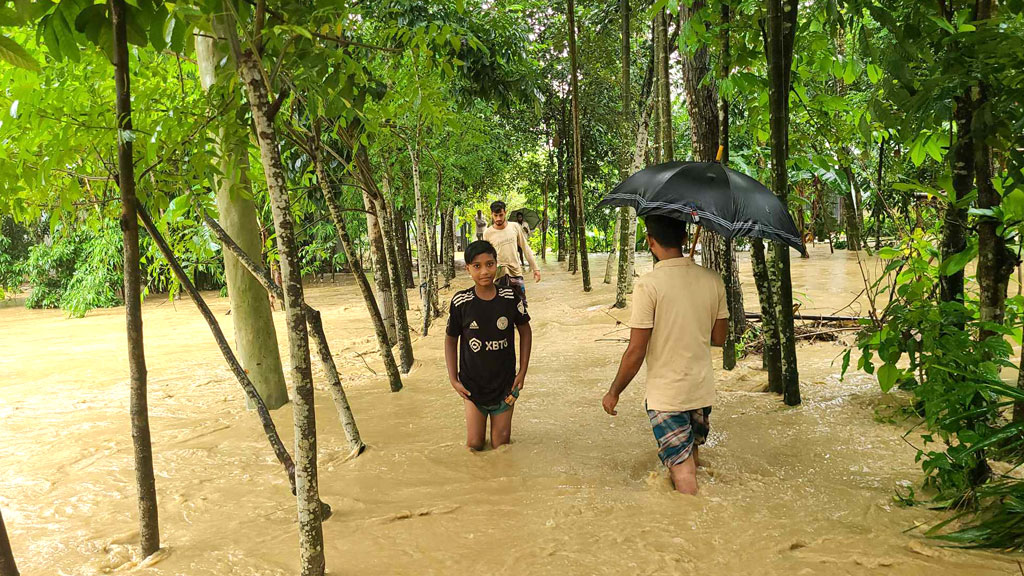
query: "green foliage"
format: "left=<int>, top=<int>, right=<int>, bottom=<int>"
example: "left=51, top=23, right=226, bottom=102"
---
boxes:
left=24, top=222, right=123, bottom=317
left=848, top=229, right=1024, bottom=512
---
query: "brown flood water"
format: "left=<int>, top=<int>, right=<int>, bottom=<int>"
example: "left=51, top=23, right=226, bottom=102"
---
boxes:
left=1, top=244, right=1019, bottom=575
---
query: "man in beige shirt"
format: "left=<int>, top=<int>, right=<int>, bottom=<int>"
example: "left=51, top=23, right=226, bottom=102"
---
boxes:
left=602, top=215, right=729, bottom=494
left=483, top=201, right=541, bottom=306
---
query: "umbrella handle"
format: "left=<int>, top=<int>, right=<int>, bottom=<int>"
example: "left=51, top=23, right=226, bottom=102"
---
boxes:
left=689, top=225, right=703, bottom=258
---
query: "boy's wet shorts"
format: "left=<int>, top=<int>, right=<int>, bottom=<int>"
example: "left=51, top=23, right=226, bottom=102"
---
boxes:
left=473, top=388, right=519, bottom=416
left=646, top=405, right=711, bottom=468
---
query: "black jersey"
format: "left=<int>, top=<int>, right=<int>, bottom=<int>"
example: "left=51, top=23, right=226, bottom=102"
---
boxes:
left=446, top=286, right=531, bottom=406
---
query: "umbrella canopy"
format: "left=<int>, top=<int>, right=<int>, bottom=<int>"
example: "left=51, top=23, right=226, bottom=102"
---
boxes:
left=598, top=161, right=806, bottom=255
left=509, top=207, right=542, bottom=230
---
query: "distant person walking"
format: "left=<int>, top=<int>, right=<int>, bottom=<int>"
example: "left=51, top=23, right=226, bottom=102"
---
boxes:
left=515, top=212, right=532, bottom=268
left=483, top=201, right=541, bottom=307
left=475, top=210, right=488, bottom=241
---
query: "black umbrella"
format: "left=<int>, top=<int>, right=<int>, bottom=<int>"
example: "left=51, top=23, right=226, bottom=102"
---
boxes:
left=509, top=207, right=542, bottom=230
left=598, top=161, right=806, bottom=255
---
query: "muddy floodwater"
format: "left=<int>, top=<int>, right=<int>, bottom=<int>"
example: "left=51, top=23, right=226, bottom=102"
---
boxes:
left=1, top=245, right=1020, bottom=575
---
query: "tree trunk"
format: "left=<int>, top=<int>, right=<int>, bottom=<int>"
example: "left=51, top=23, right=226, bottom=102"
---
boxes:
left=314, top=151, right=403, bottom=393
left=373, top=191, right=415, bottom=372
left=567, top=0, right=591, bottom=291
left=542, top=156, right=550, bottom=262
left=557, top=101, right=568, bottom=263
left=679, top=3, right=717, bottom=161
left=678, top=1, right=745, bottom=370
left=401, top=217, right=415, bottom=289
left=112, top=0, right=159, bottom=557
left=657, top=9, right=673, bottom=161
left=841, top=166, right=863, bottom=251
left=204, top=215, right=364, bottom=454
left=604, top=213, right=620, bottom=284
left=567, top=154, right=579, bottom=273
left=363, top=190, right=397, bottom=345
left=408, top=140, right=434, bottom=334
left=766, top=0, right=801, bottom=406
left=427, top=172, right=442, bottom=316
left=233, top=28, right=324, bottom=576
left=943, top=97, right=974, bottom=307
left=0, top=509, right=18, bottom=576
left=139, top=205, right=307, bottom=486
left=976, top=121, right=1015, bottom=341
left=753, top=238, right=783, bottom=387
left=195, top=33, right=289, bottom=410
left=718, top=0, right=744, bottom=369
left=614, top=0, right=635, bottom=309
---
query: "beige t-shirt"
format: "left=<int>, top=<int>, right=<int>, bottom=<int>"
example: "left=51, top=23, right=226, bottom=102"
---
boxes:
left=629, top=257, right=729, bottom=412
left=484, top=222, right=536, bottom=278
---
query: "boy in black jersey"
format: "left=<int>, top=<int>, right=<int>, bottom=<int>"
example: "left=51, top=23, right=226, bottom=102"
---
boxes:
left=445, top=240, right=533, bottom=450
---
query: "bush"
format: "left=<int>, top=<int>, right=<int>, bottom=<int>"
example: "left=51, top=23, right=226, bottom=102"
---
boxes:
left=847, top=230, right=1024, bottom=547
left=24, top=223, right=123, bottom=317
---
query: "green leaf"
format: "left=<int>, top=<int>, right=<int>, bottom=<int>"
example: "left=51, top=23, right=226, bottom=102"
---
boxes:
left=866, top=63, right=881, bottom=84
left=877, top=363, right=899, bottom=392
left=878, top=247, right=902, bottom=259
left=0, top=35, right=41, bottom=72
left=940, top=244, right=978, bottom=276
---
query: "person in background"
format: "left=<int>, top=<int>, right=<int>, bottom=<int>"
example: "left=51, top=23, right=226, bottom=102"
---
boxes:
left=602, top=215, right=729, bottom=495
left=484, top=201, right=541, bottom=307
left=515, top=212, right=532, bottom=268
left=475, top=209, right=488, bottom=241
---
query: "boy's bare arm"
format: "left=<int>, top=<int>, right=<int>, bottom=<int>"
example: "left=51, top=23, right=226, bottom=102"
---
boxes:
left=514, top=322, right=533, bottom=390
left=445, top=335, right=470, bottom=399
left=603, top=328, right=652, bottom=415
left=711, top=318, right=729, bottom=347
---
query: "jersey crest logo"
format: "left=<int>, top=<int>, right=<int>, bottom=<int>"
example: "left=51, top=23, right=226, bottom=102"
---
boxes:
left=496, top=316, right=508, bottom=330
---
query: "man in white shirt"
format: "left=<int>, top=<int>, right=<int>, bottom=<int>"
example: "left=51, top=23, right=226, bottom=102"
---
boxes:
left=483, top=201, right=541, bottom=306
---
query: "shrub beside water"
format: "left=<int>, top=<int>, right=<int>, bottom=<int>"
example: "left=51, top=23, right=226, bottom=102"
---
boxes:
left=24, top=223, right=124, bottom=317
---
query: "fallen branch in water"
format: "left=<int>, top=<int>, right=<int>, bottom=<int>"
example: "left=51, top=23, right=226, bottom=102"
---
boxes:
left=746, top=312, right=866, bottom=323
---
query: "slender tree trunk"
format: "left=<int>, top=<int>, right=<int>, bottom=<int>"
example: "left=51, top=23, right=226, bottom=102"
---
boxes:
left=766, top=0, right=801, bottom=406
left=139, top=205, right=307, bottom=486
left=657, top=9, right=673, bottom=162
left=541, top=157, right=550, bottom=262
left=874, top=139, right=885, bottom=251
left=556, top=103, right=568, bottom=263
left=719, top=1, right=744, bottom=369
left=428, top=172, right=442, bottom=316
left=753, top=238, right=783, bottom=387
left=567, top=0, right=592, bottom=291
left=407, top=139, right=434, bottom=334
left=363, top=190, right=398, bottom=345
left=194, top=33, right=289, bottom=410
left=314, top=150, right=403, bottom=393
left=974, top=98, right=1013, bottom=345
left=941, top=97, right=974, bottom=310
left=614, top=0, right=634, bottom=308
left=0, top=509, right=18, bottom=576
left=204, top=215, right=364, bottom=454
left=373, top=191, right=415, bottom=372
left=567, top=154, right=579, bottom=273
left=604, top=214, right=620, bottom=284
left=112, top=0, right=159, bottom=556
left=401, top=217, right=415, bottom=289
left=841, top=167, right=863, bottom=251
left=232, top=25, right=324, bottom=576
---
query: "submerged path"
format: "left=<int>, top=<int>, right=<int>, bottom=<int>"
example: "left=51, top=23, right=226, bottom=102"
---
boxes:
left=0, top=246, right=1017, bottom=574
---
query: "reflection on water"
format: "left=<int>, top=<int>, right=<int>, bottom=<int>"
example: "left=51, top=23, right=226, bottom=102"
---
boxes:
left=0, top=245, right=1016, bottom=574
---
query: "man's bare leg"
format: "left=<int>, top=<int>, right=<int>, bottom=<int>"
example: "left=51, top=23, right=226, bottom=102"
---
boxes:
left=669, top=454, right=698, bottom=495
left=489, top=405, right=515, bottom=449
left=464, top=399, right=487, bottom=451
